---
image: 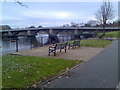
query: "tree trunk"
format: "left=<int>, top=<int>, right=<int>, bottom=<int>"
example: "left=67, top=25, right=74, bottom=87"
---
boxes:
left=103, top=25, right=105, bottom=35
left=103, top=22, right=106, bottom=35
left=98, top=23, right=106, bottom=39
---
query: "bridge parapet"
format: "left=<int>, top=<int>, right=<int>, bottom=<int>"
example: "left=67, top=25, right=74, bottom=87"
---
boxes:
left=2, top=31, right=20, bottom=37
left=1, top=27, right=119, bottom=37
left=27, top=30, right=38, bottom=36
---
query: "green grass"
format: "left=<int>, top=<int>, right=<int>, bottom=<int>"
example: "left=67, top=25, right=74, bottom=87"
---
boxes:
left=69, top=39, right=112, bottom=48
left=80, top=39, right=112, bottom=48
left=2, top=55, right=83, bottom=88
left=96, top=31, right=120, bottom=38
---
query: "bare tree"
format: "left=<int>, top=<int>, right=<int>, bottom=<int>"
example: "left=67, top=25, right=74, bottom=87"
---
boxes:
left=95, top=1, right=114, bottom=34
left=14, top=0, right=28, bottom=8
left=87, top=20, right=99, bottom=27
left=70, top=22, right=80, bottom=27
left=2, top=0, right=28, bottom=8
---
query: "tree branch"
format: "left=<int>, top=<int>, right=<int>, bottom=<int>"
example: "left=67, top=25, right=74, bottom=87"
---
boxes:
left=14, top=0, right=28, bottom=8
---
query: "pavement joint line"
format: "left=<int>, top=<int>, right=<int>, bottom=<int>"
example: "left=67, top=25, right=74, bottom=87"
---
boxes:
left=33, top=60, right=88, bottom=88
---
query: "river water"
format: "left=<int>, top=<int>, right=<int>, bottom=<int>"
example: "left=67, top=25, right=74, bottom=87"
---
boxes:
left=1, top=34, right=76, bottom=54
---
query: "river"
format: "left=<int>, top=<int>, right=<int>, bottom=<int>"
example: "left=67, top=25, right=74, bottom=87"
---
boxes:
left=1, top=34, right=76, bottom=54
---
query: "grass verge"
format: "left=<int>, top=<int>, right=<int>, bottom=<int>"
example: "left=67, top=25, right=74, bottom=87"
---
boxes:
left=80, top=39, right=112, bottom=48
left=2, top=55, right=83, bottom=88
left=69, top=39, right=112, bottom=48
left=96, top=31, right=120, bottom=38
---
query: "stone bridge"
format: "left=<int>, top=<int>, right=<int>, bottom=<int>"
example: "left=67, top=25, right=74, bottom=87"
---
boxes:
left=1, top=27, right=120, bottom=43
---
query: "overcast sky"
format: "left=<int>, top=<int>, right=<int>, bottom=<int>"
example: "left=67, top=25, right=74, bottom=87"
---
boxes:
left=1, top=1, right=118, bottom=28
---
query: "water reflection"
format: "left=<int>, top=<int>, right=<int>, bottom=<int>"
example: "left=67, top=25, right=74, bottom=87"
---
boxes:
left=36, top=34, right=49, bottom=45
left=1, top=34, right=74, bottom=54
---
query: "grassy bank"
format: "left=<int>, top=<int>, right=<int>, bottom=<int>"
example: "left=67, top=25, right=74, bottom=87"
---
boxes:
left=96, top=31, right=120, bottom=38
left=80, top=39, right=112, bottom=48
left=69, top=39, right=112, bottom=48
left=2, top=55, right=83, bottom=88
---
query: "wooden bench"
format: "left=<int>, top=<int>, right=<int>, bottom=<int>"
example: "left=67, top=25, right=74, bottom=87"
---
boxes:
left=68, top=40, right=80, bottom=49
left=48, top=42, right=67, bottom=56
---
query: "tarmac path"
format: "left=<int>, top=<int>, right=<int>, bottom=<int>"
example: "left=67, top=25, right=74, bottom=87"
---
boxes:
left=45, top=40, right=119, bottom=88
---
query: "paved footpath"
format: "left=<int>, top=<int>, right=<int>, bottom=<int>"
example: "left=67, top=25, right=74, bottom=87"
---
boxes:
left=45, top=40, right=119, bottom=88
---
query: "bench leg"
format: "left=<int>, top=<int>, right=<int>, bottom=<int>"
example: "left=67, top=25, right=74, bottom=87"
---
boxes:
left=48, top=53, right=50, bottom=56
left=60, top=49, right=62, bottom=52
left=65, top=48, right=66, bottom=52
left=68, top=46, right=70, bottom=49
left=72, top=46, right=74, bottom=49
left=68, top=44, right=70, bottom=49
left=54, top=52, right=56, bottom=56
left=48, top=50, right=50, bottom=56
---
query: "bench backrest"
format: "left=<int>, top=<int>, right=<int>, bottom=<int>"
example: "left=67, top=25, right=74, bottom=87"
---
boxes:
left=56, top=42, right=67, bottom=50
left=56, top=44, right=62, bottom=49
left=73, top=40, right=80, bottom=45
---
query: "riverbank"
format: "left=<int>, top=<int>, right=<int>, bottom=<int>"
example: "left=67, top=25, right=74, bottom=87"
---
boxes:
left=12, top=39, right=111, bottom=61
left=2, top=46, right=104, bottom=88
left=2, top=39, right=113, bottom=88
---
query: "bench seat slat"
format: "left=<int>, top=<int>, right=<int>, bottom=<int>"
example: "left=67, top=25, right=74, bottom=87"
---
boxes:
left=68, top=40, right=80, bottom=49
left=48, top=42, right=67, bottom=56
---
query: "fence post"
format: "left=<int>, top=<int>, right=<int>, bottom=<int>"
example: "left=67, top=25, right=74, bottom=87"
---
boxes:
left=30, top=37, right=32, bottom=49
left=62, top=36, right=64, bottom=43
left=16, top=39, right=18, bottom=52
left=41, top=37, right=43, bottom=47
left=67, top=35, right=69, bottom=42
